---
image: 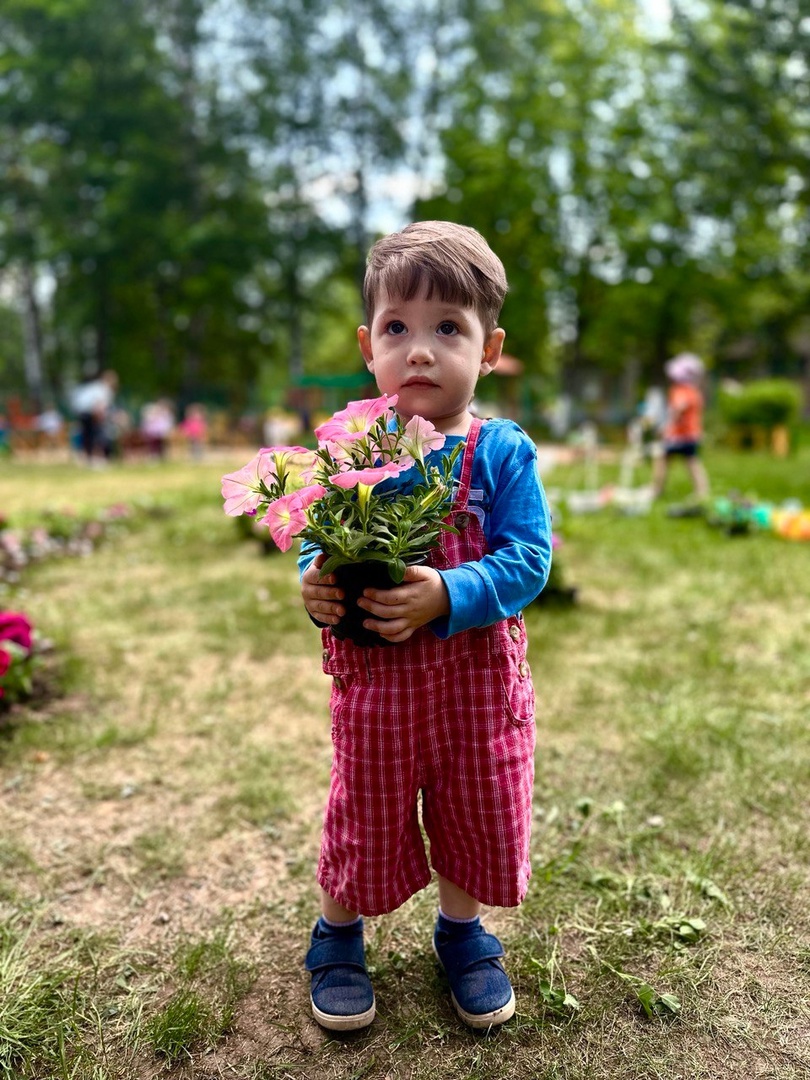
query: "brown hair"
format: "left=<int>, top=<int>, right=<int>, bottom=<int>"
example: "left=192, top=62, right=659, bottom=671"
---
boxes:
left=363, top=221, right=508, bottom=333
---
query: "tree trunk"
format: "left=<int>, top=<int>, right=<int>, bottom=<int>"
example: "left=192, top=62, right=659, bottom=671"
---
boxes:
left=95, top=262, right=110, bottom=371
left=21, top=263, right=45, bottom=412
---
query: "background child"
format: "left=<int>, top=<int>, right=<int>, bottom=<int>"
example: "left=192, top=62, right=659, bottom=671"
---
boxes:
left=299, top=221, right=553, bottom=1031
left=652, top=352, right=710, bottom=501
left=178, top=403, right=208, bottom=460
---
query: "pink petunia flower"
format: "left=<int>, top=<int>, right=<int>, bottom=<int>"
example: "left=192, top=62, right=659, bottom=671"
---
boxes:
left=221, top=451, right=278, bottom=516
left=320, top=434, right=367, bottom=462
left=329, top=462, right=408, bottom=490
left=315, top=395, right=397, bottom=444
left=399, top=415, right=446, bottom=463
left=259, top=445, right=312, bottom=478
left=260, top=493, right=308, bottom=552
left=294, top=484, right=327, bottom=509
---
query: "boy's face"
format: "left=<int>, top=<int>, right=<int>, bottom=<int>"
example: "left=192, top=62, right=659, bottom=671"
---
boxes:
left=358, top=288, right=504, bottom=435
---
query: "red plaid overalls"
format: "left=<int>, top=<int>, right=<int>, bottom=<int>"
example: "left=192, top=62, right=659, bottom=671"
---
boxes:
left=318, top=419, right=536, bottom=916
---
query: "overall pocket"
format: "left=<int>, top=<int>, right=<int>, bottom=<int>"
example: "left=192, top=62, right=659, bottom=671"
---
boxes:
left=495, top=617, right=536, bottom=726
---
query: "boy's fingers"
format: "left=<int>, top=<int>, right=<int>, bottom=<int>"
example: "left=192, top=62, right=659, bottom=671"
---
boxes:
left=363, top=618, right=413, bottom=642
left=357, top=593, right=401, bottom=613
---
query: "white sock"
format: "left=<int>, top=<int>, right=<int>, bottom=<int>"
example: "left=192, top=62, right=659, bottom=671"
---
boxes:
left=438, top=908, right=479, bottom=925
left=320, top=913, right=361, bottom=929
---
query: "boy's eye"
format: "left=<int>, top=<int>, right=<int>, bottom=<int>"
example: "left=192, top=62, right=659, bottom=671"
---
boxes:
left=437, top=321, right=458, bottom=336
left=385, top=320, right=407, bottom=335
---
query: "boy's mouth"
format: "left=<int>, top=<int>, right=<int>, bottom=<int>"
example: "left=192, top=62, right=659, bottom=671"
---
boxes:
left=402, top=376, right=437, bottom=387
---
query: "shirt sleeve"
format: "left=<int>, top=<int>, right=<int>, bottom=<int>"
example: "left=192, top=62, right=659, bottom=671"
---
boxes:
left=298, top=541, right=331, bottom=628
left=298, top=540, right=319, bottom=580
left=431, top=423, right=553, bottom=638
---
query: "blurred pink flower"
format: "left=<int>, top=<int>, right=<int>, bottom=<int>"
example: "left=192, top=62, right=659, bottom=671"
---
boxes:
left=221, top=451, right=278, bottom=516
left=103, top=503, right=132, bottom=520
left=0, top=611, right=33, bottom=652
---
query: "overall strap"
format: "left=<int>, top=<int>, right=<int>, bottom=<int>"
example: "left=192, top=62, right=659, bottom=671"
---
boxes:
left=455, top=417, right=483, bottom=510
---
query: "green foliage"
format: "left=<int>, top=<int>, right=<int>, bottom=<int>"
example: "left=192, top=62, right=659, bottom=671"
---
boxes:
left=1, top=453, right=810, bottom=1075
left=2, top=0, right=809, bottom=412
left=147, top=932, right=255, bottom=1063
left=0, top=304, right=25, bottom=394
left=0, top=640, right=35, bottom=705
left=147, top=989, right=211, bottom=1063
left=0, top=0, right=271, bottom=401
left=0, top=919, right=82, bottom=1079
left=718, top=379, right=802, bottom=428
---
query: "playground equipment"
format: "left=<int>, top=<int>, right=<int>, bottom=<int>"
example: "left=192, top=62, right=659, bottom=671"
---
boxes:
left=561, top=420, right=654, bottom=516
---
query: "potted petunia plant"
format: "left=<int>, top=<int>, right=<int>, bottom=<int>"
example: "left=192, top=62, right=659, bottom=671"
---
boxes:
left=221, top=394, right=463, bottom=645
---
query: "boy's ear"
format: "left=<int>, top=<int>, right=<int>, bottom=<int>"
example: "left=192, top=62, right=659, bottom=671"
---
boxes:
left=479, top=328, right=505, bottom=377
left=358, top=326, right=374, bottom=371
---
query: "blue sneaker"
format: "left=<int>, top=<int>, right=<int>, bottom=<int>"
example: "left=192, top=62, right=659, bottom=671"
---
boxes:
left=305, top=917, right=375, bottom=1031
left=433, top=915, right=515, bottom=1029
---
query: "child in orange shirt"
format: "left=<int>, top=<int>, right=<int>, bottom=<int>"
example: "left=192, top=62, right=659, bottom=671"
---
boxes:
left=652, top=353, right=710, bottom=500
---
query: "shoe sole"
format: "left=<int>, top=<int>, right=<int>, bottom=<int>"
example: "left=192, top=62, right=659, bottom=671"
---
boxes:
left=311, top=997, right=376, bottom=1032
left=451, top=987, right=516, bottom=1029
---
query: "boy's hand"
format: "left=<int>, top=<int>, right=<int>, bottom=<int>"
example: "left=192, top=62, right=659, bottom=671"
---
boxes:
left=301, top=554, right=345, bottom=626
left=356, top=564, right=449, bottom=642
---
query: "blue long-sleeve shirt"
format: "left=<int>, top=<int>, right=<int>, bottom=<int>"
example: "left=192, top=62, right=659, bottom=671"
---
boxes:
left=299, top=418, right=552, bottom=638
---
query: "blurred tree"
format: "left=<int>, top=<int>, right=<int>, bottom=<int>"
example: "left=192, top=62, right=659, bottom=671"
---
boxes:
left=416, top=0, right=688, bottom=409
left=669, top=0, right=810, bottom=405
left=418, top=0, right=810, bottom=416
left=2, top=0, right=808, bottom=419
left=0, top=0, right=269, bottom=408
left=238, top=0, right=442, bottom=388
left=0, top=302, right=26, bottom=399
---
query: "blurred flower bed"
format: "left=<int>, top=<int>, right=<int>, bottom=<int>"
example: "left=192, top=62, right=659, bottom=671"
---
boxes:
left=0, top=610, right=39, bottom=711
left=0, top=501, right=165, bottom=586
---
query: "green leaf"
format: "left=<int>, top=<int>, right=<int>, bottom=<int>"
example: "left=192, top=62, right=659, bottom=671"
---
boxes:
left=653, top=914, right=707, bottom=943
left=634, top=982, right=681, bottom=1017
left=656, top=993, right=682, bottom=1016
left=634, top=982, right=658, bottom=1018
left=350, top=550, right=392, bottom=564
left=687, top=874, right=730, bottom=907
left=388, top=559, right=407, bottom=584
left=587, top=946, right=681, bottom=1020
left=319, top=554, right=351, bottom=576
left=538, top=980, right=580, bottom=1015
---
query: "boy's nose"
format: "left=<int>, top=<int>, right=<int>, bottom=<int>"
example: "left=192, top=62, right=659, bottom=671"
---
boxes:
left=406, top=336, right=435, bottom=364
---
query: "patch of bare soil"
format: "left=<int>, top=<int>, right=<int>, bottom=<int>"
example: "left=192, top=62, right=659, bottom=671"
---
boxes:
left=2, top=749, right=312, bottom=942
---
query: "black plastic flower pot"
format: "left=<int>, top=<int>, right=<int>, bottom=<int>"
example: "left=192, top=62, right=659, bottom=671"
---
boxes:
left=330, top=556, right=425, bottom=648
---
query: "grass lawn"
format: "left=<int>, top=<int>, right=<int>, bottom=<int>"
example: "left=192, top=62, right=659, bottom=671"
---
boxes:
left=1, top=446, right=809, bottom=1079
